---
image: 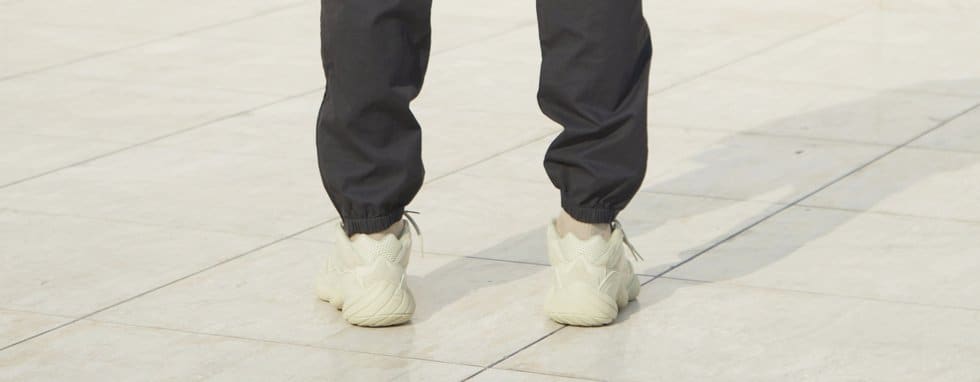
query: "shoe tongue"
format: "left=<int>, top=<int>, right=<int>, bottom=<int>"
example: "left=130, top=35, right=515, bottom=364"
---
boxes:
left=351, top=233, right=403, bottom=263
left=558, top=233, right=609, bottom=260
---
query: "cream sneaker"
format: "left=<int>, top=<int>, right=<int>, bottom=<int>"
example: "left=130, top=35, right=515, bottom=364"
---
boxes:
left=316, top=221, right=415, bottom=327
left=544, top=221, right=642, bottom=326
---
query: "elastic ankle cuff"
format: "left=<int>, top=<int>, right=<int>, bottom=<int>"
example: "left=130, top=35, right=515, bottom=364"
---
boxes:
left=561, top=204, right=618, bottom=224
left=341, top=208, right=404, bottom=236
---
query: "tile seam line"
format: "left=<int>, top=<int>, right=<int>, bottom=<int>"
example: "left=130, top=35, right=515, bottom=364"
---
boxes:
left=461, top=326, right=566, bottom=381
left=0, top=217, right=334, bottom=353
left=0, top=20, right=541, bottom=189
left=70, top=317, right=488, bottom=370
left=0, top=122, right=557, bottom=352
left=649, top=6, right=872, bottom=97
left=0, top=87, right=323, bottom=190
left=475, top=366, right=604, bottom=382
left=459, top=9, right=876, bottom=378
left=708, top=73, right=980, bottom=100
left=0, top=0, right=311, bottom=83
left=0, top=10, right=532, bottom=85
left=0, top=207, right=295, bottom=239
left=637, top=188, right=980, bottom=226
left=644, top=99, right=980, bottom=282
left=658, top=276, right=980, bottom=313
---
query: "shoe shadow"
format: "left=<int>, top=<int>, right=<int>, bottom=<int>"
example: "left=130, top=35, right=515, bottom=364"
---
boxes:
left=408, top=79, right=980, bottom=329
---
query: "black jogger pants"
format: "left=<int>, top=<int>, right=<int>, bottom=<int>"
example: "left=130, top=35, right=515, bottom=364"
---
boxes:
left=317, top=0, right=652, bottom=235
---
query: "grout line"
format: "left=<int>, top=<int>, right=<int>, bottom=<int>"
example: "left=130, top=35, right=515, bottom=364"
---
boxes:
left=641, top=188, right=980, bottom=227
left=462, top=14, right=976, bottom=375
left=0, top=111, right=555, bottom=353
left=470, top=367, right=604, bottom=382
left=704, top=73, right=980, bottom=100
left=0, top=19, right=541, bottom=190
left=0, top=1, right=311, bottom=83
left=424, top=131, right=557, bottom=185
left=0, top=218, right=334, bottom=353
left=0, top=307, right=75, bottom=320
left=649, top=7, right=871, bottom=97
left=0, top=87, right=323, bottom=189
left=642, top=99, right=980, bottom=285
left=650, top=124, right=901, bottom=148
left=461, top=326, right=567, bottom=381
left=75, top=318, right=487, bottom=369
left=658, top=276, right=980, bottom=313
left=0, top=207, right=291, bottom=239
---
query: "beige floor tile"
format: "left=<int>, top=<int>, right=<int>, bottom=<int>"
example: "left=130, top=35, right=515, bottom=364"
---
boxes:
left=0, top=21, right=157, bottom=78
left=911, top=107, right=980, bottom=153
left=47, top=35, right=321, bottom=96
left=0, top=73, right=275, bottom=143
left=0, top=133, right=120, bottom=186
left=878, top=0, right=980, bottom=12
left=501, top=278, right=980, bottom=382
left=151, top=92, right=558, bottom=181
left=717, top=9, right=980, bottom=97
left=0, top=320, right=479, bottom=381
left=471, top=369, right=596, bottom=382
left=643, top=127, right=888, bottom=203
left=803, top=147, right=980, bottom=222
left=417, top=26, right=542, bottom=116
left=342, top=168, right=783, bottom=277
left=0, top=0, right=305, bottom=34
left=0, top=210, right=270, bottom=316
left=0, top=310, right=70, bottom=349
left=412, top=127, right=888, bottom=205
left=671, top=206, right=980, bottom=309
left=649, top=75, right=977, bottom=144
left=0, top=144, right=334, bottom=237
left=93, top=239, right=623, bottom=366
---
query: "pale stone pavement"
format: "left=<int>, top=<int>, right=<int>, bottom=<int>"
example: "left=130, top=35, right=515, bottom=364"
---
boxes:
left=2, top=0, right=980, bottom=380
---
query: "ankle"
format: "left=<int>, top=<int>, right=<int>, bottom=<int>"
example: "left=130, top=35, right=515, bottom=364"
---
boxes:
left=555, top=210, right=611, bottom=240
left=351, top=220, right=405, bottom=241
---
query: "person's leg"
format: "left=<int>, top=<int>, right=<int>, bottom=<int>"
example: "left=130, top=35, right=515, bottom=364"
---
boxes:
left=315, top=0, right=431, bottom=327
left=536, top=0, right=651, bottom=326
left=317, top=0, right=432, bottom=236
left=536, top=0, right=651, bottom=231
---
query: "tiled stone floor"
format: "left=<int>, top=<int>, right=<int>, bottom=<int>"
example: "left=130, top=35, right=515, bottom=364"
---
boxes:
left=2, top=0, right=980, bottom=380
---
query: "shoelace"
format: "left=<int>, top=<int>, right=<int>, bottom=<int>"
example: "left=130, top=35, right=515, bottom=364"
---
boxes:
left=612, top=219, right=644, bottom=262
left=403, top=210, right=424, bottom=258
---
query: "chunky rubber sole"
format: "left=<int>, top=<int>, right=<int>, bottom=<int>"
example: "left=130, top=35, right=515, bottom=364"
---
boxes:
left=545, top=283, right=619, bottom=326
left=545, top=276, right=641, bottom=327
left=316, top=273, right=415, bottom=327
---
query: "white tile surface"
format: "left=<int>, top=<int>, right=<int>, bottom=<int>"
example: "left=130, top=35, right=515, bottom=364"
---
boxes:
left=0, top=21, right=157, bottom=78
left=93, top=239, right=613, bottom=366
left=48, top=36, right=321, bottom=96
left=911, top=107, right=980, bottom=153
left=0, top=0, right=306, bottom=34
left=0, top=320, right=480, bottom=381
left=717, top=8, right=980, bottom=97
left=3, top=0, right=980, bottom=379
left=471, top=368, right=595, bottom=382
left=0, top=145, right=334, bottom=237
left=803, top=147, right=980, bottom=222
left=643, top=127, right=888, bottom=203
left=502, top=278, right=980, bottom=382
left=0, top=133, right=120, bottom=186
left=0, top=210, right=270, bottom=316
left=0, top=73, right=276, bottom=143
left=0, top=310, right=70, bottom=349
left=649, top=75, right=977, bottom=144
left=671, top=206, right=980, bottom=309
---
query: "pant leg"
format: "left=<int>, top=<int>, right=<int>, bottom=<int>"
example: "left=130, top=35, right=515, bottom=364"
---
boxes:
left=536, top=0, right=652, bottom=223
left=317, top=0, right=432, bottom=235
